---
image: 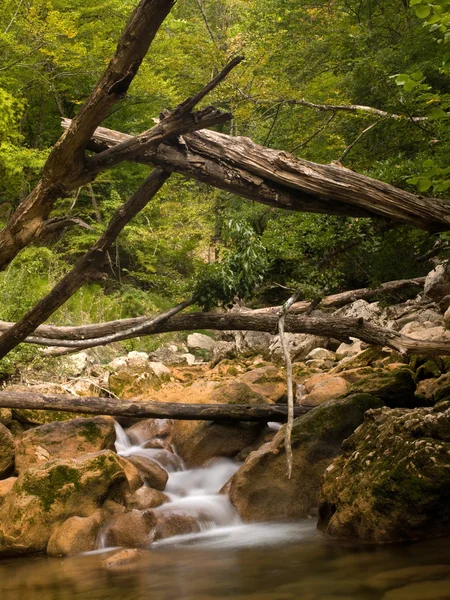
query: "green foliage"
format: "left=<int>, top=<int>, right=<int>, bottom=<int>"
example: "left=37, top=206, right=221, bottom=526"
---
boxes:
left=0, top=0, right=448, bottom=376
left=195, top=219, right=268, bottom=309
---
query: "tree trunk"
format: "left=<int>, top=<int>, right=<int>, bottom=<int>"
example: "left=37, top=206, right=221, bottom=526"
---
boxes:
left=1, top=311, right=450, bottom=356
left=0, top=392, right=310, bottom=423
left=71, top=120, right=450, bottom=232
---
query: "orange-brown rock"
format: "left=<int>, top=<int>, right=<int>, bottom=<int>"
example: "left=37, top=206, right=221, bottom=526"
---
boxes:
left=47, top=511, right=103, bottom=557
left=125, top=456, right=168, bottom=491
left=15, top=416, right=116, bottom=472
left=0, top=423, right=14, bottom=478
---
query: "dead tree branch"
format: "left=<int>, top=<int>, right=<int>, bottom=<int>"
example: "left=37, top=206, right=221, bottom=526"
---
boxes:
left=70, top=121, right=450, bottom=232
left=0, top=391, right=311, bottom=423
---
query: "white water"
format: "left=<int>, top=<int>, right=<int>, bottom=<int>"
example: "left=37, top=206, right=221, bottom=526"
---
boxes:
left=114, top=422, right=241, bottom=532
left=111, top=421, right=316, bottom=550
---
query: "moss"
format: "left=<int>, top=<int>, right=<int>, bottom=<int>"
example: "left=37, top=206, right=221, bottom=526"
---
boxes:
left=79, top=422, right=103, bottom=444
left=290, top=393, right=384, bottom=446
left=21, top=464, right=82, bottom=512
left=348, top=368, right=416, bottom=408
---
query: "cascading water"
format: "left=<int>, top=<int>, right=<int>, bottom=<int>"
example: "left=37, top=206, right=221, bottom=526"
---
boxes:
left=110, top=421, right=315, bottom=550
left=112, top=421, right=241, bottom=541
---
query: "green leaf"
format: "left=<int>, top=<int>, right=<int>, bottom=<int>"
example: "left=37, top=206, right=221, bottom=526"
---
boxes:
left=395, top=74, right=409, bottom=85
left=416, top=5, right=431, bottom=18
left=429, top=107, right=449, bottom=118
left=410, top=0, right=423, bottom=5
left=422, top=159, right=435, bottom=168
left=417, top=178, right=432, bottom=192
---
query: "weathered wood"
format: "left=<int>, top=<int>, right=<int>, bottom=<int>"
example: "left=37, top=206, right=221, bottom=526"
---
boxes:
left=1, top=311, right=450, bottom=357
left=252, top=277, right=426, bottom=314
left=0, top=392, right=310, bottom=423
left=73, top=120, right=450, bottom=231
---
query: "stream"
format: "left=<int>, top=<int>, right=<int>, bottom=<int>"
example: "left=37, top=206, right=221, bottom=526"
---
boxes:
left=1, top=421, right=450, bottom=599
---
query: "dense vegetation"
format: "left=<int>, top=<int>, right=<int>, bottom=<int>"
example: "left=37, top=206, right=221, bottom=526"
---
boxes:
left=0, top=0, right=449, bottom=366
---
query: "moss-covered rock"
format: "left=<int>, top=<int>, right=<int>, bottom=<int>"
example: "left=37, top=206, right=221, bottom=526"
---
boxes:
left=0, top=450, right=138, bottom=556
left=15, top=416, right=116, bottom=472
left=228, top=393, right=384, bottom=522
left=0, top=409, right=12, bottom=426
left=347, top=367, right=416, bottom=408
left=0, top=423, right=14, bottom=478
left=318, top=401, right=450, bottom=543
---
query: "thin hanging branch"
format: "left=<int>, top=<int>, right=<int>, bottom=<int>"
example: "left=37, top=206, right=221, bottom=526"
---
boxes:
left=278, top=289, right=302, bottom=479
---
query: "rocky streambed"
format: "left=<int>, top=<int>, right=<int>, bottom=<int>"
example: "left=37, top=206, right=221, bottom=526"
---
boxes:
left=1, top=265, right=450, bottom=596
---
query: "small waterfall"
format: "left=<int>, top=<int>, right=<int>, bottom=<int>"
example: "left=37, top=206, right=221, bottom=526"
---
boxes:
left=112, top=421, right=241, bottom=542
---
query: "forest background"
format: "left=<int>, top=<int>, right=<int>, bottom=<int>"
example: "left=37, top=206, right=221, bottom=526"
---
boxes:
left=1, top=0, right=449, bottom=375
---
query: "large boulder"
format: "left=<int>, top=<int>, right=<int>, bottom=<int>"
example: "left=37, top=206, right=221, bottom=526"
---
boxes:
left=347, top=367, right=416, bottom=408
left=0, top=424, right=14, bottom=478
left=171, top=381, right=268, bottom=467
left=228, top=394, right=384, bottom=522
left=0, top=450, right=139, bottom=556
left=301, top=376, right=350, bottom=407
left=318, top=401, right=450, bottom=543
left=237, top=366, right=287, bottom=403
left=15, top=417, right=116, bottom=472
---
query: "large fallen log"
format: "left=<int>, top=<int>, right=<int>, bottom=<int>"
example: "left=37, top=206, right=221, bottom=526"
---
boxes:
left=1, top=312, right=450, bottom=356
left=66, top=119, right=450, bottom=232
left=0, top=392, right=309, bottom=423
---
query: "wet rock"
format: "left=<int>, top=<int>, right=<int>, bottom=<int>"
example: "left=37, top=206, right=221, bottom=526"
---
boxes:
left=126, top=418, right=174, bottom=446
left=152, top=511, right=200, bottom=540
left=46, top=511, right=103, bottom=556
left=15, top=416, right=116, bottom=472
left=318, top=401, right=450, bottom=543
left=229, top=393, right=384, bottom=522
left=348, top=367, right=416, bottom=408
left=126, top=485, right=169, bottom=510
left=0, top=450, right=137, bottom=556
left=0, top=423, right=14, bottom=478
left=105, top=509, right=156, bottom=548
left=424, top=263, right=450, bottom=302
left=102, top=548, right=143, bottom=569
left=125, top=455, right=168, bottom=491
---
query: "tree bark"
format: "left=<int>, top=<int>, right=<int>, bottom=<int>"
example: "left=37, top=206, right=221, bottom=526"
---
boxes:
left=1, top=310, right=450, bottom=357
left=0, top=392, right=310, bottom=423
left=71, top=121, right=450, bottom=231
left=252, top=277, right=426, bottom=314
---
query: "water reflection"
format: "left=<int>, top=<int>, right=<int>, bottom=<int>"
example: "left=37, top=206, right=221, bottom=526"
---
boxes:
left=1, top=529, right=450, bottom=600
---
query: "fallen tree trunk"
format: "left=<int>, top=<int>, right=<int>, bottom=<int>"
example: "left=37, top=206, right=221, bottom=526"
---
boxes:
left=0, top=392, right=309, bottom=423
left=68, top=119, right=450, bottom=232
left=1, top=312, right=450, bottom=356
left=252, top=276, right=426, bottom=314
